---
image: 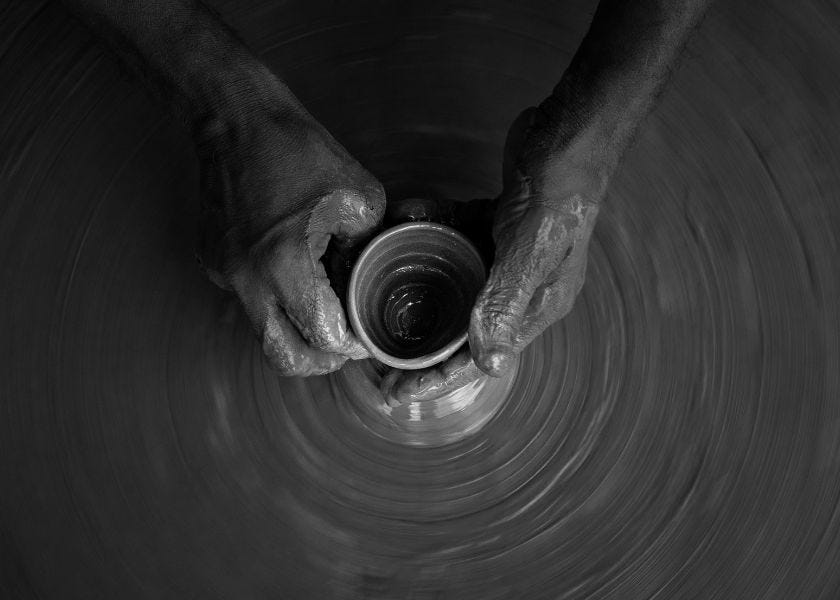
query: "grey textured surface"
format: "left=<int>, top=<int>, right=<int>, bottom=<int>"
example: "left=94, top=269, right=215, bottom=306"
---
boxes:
left=1, top=1, right=839, bottom=598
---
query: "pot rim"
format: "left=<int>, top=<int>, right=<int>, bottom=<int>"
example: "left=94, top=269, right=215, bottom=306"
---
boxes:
left=347, top=221, right=484, bottom=370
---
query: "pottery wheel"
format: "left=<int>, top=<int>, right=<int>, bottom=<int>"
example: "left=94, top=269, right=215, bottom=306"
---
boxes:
left=2, top=1, right=840, bottom=598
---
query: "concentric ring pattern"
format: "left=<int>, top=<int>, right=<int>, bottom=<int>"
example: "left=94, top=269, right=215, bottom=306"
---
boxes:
left=1, top=1, right=839, bottom=598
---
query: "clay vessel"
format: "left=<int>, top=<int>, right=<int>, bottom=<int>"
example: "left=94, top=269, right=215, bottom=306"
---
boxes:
left=347, top=222, right=485, bottom=369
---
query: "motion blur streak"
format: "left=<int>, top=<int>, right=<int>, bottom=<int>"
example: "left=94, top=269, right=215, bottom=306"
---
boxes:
left=1, top=1, right=839, bottom=598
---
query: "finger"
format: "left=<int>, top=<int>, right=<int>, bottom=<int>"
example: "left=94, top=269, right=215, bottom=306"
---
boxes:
left=269, top=246, right=369, bottom=359
left=469, top=205, right=572, bottom=376
left=232, top=274, right=347, bottom=376
left=322, top=182, right=386, bottom=299
left=265, top=188, right=384, bottom=359
left=315, top=186, right=386, bottom=246
left=380, top=347, right=482, bottom=406
left=515, top=210, right=595, bottom=347
left=515, top=257, right=583, bottom=348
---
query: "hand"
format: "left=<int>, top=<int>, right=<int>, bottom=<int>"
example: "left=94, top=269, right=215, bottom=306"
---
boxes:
left=382, top=104, right=603, bottom=403
left=196, top=80, right=385, bottom=376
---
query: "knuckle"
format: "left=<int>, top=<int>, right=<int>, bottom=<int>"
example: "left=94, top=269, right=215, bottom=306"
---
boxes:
left=474, top=290, right=526, bottom=327
left=473, top=303, right=515, bottom=327
left=328, top=187, right=385, bottom=238
left=296, top=316, right=344, bottom=355
left=262, top=330, right=305, bottom=376
left=309, top=335, right=343, bottom=355
left=345, top=183, right=385, bottom=215
left=364, top=179, right=386, bottom=213
left=296, top=293, right=362, bottom=357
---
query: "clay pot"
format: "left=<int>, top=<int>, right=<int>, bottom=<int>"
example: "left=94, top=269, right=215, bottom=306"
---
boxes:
left=347, top=222, right=485, bottom=369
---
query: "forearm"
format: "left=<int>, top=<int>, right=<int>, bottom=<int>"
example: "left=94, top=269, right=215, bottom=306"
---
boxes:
left=530, top=0, right=711, bottom=193
left=59, top=0, right=298, bottom=130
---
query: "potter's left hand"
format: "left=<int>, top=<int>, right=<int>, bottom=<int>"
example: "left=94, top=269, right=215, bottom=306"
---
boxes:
left=382, top=105, right=602, bottom=403
left=60, top=0, right=386, bottom=376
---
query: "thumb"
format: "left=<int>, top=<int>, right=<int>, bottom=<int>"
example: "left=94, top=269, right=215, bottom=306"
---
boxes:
left=469, top=205, right=569, bottom=376
left=312, top=182, right=386, bottom=247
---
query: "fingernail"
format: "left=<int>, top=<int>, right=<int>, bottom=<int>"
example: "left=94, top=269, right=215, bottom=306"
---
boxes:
left=477, top=346, right=514, bottom=377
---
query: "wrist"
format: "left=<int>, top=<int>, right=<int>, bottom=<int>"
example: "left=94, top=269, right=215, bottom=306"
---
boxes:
left=518, top=92, right=618, bottom=206
left=519, top=65, right=658, bottom=205
left=187, top=58, right=310, bottom=154
left=178, top=51, right=300, bottom=131
left=530, top=0, right=709, bottom=180
left=132, top=4, right=301, bottom=133
left=540, top=69, right=652, bottom=151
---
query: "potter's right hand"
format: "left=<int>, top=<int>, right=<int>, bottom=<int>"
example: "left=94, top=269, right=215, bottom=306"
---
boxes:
left=196, top=79, right=385, bottom=376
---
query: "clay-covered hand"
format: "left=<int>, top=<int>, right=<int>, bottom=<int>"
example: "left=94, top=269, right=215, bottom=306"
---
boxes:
left=383, top=104, right=603, bottom=403
left=197, top=86, right=385, bottom=376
